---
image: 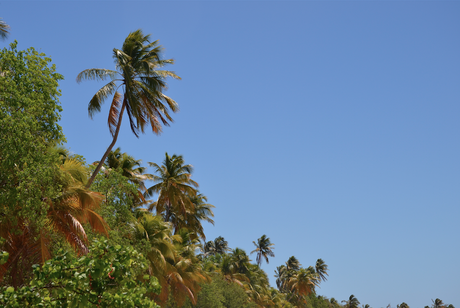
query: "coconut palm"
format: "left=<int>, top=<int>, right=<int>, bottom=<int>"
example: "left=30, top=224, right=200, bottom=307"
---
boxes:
left=289, top=267, right=318, bottom=297
left=213, top=236, right=231, bottom=255
left=219, top=253, right=249, bottom=286
left=275, top=256, right=301, bottom=293
left=130, top=214, right=176, bottom=279
left=231, top=247, right=251, bottom=274
left=145, top=153, right=198, bottom=224
left=77, top=29, right=180, bottom=188
left=245, top=263, right=271, bottom=306
left=315, top=258, right=329, bottom=282
left=342, top=295, right=361, bottom=308
left=432, top=299, right=445, bottom=308
left=158, top=228, right=207, bottom=306
left=180, top=193, right=215, bottom=241
left=0, top=18, right=9, bottom=40
left=251, top=234, right=275, bottom=267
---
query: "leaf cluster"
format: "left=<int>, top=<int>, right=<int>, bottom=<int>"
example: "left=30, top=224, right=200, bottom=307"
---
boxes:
left=0, top=239, right=160, bottom=307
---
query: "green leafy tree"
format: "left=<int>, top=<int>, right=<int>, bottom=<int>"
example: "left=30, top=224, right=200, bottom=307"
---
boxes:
left=0, top=239, right=161, bottom=307
left=250, top=234, right=275, bottom=267
left=177, top=275, right=257, bottom=308
left=0, top=156, right=109, bottom=287
left=0, top=41, right=65, bottom=224
left=77, top=29, right=180, bottom=188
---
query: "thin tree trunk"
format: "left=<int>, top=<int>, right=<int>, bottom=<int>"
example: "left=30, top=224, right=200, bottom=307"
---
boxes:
left=86, top=99, right=127, bottom=188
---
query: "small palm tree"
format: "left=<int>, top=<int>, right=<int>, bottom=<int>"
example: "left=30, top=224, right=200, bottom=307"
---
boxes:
left=0, top=18, right=9, bottom=40
left=213, top=236, right=231, bottom=254
left=251, top=234, right=275, bottom=267
left=315, top=258, right=329, bottom=282
left=432, top=299, right=445, bottom=308
left=342, top=295, right=361, bottom=308
left=77, top=29, right=180, bottom=188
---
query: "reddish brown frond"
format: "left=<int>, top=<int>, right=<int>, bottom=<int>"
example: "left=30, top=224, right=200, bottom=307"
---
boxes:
left=38, top=229, right=51, bottom=262
left=78, top=190, right=104, bottom=210
left=85, top=209, right=110, bottom=236
left=108, top=91, right=122, bottom=137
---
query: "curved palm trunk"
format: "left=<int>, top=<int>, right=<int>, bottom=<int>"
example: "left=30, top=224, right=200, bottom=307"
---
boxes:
left=86, top=99, right=127, bottom=188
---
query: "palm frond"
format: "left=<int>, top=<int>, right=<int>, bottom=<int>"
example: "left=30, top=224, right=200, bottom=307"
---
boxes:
left=76, top=68, right=118, bottom=83
left=84, top=209, right=110, bottom=236
left=155, top=69, right=181, bottom=80
left=108, top=91, right=123, bottom=137
left=88, top=81, right=118, bottom=119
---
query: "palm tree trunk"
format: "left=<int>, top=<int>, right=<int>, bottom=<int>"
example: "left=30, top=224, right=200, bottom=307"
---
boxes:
left=86, top=98, right=127, bottom=188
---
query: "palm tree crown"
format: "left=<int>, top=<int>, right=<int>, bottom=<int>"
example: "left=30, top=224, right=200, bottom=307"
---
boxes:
left=251, top=234, right=275, bottom=267
left=0, top=18, right=9, bottom=40
left=342, top=295, right=361, bottom=308
left=146, top=153, right=198, bottom=225
left=315, top=258, right=329, bottom=282
left=77, top=29, right=180, bottom=187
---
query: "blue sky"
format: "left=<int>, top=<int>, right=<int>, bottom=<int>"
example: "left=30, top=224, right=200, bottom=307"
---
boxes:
left=2, top=1, right=459, bottom=307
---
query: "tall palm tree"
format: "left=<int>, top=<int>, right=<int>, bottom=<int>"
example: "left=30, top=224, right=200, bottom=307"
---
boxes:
left=0, top=18, right=9, bottom=40
left=251, top=234, right=275, bottom=267
left=342, top=295, right=361, bottom=308
left=146, top=153, right=198, bottom=224
left=77, top=29, right=180, bottom=188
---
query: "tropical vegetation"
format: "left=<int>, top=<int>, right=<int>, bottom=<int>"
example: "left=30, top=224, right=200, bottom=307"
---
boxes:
left=0, top=26, right=456, bottom=308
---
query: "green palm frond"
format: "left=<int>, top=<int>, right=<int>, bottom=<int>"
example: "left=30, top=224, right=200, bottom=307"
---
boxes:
left=76, top=68, right=118, bottom=83
left=88, top=81, right=119, bottom=118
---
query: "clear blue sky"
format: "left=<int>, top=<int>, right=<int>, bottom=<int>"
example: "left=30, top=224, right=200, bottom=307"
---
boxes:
left=3, top=1, right=459, bottom=307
